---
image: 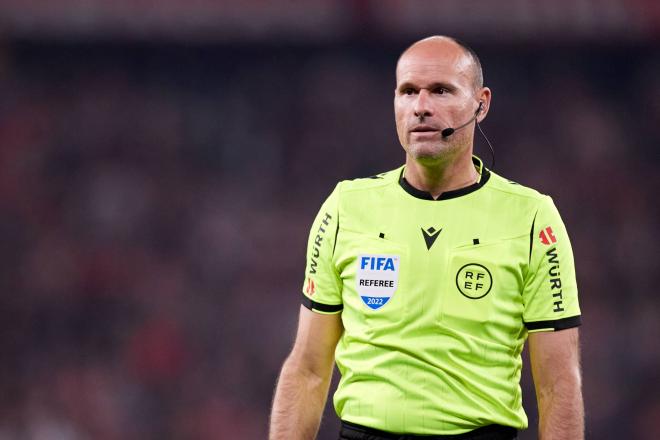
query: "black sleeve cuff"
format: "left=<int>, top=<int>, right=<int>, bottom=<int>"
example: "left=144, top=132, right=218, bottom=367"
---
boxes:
left=524, top=315, right=581, bottom=331
left=301, top=292, right=343, bottom=313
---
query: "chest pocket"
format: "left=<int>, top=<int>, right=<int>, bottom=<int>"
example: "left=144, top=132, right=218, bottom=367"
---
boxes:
left=440, top=236, right=527, bottom=339
left=334, top=229, right=408, bottom=333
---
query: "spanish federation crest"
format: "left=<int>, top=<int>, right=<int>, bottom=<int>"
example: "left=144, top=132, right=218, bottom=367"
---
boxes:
left=356, top=254, right=400, bottom=310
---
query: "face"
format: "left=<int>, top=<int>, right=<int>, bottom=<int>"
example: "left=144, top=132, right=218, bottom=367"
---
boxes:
left=394, top=41, right=484, bottom=162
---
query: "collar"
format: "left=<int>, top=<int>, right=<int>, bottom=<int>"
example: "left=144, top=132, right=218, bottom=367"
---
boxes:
left=399, top=156, right=491, bottom=201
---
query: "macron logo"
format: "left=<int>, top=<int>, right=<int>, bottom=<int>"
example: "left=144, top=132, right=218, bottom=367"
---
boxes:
left=421, top=226, right=442, bottom=250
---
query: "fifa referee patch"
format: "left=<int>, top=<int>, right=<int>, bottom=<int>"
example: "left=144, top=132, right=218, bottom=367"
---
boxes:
left=356, top=255, right=400, bottom=310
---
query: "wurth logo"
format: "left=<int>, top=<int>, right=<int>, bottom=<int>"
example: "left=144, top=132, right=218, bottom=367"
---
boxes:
left=546, top=247, right=564, bottom=312
left=309, top=212, right=332, bottom=274
left=539, top=226, right=557, bottom=246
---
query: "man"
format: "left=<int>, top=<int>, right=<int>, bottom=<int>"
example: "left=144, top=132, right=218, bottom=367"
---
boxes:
left=270, top=36, right=583, bottom=440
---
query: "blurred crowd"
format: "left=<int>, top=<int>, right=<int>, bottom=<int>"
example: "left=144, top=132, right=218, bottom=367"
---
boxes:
left=0, top=41, right=658, bottom=439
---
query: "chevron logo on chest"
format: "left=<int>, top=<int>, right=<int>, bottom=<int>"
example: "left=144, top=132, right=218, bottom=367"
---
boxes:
left=421, top=226, right=442, bottom=250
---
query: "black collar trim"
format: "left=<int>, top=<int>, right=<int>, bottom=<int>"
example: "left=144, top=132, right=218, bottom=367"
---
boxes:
left=398, top=157, right=491, bottom=201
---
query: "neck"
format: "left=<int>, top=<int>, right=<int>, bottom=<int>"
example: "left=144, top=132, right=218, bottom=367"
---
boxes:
left=404, top=150, right=479, bottom=199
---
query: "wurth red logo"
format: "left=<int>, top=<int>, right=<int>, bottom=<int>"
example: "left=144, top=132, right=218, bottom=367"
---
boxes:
left=539, top=226, right=557, bottom=246
left=305, top=277, right=316, bottom=295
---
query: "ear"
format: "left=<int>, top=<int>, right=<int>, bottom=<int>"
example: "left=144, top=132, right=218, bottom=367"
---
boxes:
left=476, top=87, right=491, bottom=123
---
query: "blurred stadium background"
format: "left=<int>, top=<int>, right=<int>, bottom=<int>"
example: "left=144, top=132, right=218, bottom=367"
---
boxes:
left=0, top=1, right=659, bottom=439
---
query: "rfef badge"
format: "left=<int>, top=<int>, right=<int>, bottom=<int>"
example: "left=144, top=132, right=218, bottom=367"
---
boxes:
left=356, top=254, right=400, bottom=310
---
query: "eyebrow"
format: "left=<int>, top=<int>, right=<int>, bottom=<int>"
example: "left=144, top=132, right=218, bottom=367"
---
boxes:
left=396, top=81, right=456, bottom=92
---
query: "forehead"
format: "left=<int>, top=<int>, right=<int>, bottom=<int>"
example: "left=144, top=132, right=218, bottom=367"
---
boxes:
left=396, top=44, right=474, bottom=87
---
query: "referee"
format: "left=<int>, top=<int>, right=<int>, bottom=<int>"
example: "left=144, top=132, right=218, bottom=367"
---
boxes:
left=270, top=36, right=583, bottom=440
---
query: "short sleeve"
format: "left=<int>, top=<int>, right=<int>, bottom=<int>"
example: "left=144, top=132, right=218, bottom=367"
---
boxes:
left=301, top=184, right=343, bottom=314
left=522, top=196, right=581, bottom=332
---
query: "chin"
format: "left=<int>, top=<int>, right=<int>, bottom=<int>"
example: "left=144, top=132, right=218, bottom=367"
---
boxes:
left=407, top=138, right=468, bottom=163
left=407, top=142, right=450, bottom=161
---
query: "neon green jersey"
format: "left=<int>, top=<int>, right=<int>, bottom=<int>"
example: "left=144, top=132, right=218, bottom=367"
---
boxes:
left=301, top=157, right=581, bottom=435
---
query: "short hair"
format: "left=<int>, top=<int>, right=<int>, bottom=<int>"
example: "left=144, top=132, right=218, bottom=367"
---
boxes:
left=449, top=37, right=484, bottom=90
left=398, top=36, right=484, bottom=90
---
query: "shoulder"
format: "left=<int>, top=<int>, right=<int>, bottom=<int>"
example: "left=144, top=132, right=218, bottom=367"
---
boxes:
left=480, top=170, right=561, bottom=223
left=318, top=166, right=402, bottom=213
left=335, top=166, right=403, bottom=195
left=484, top=170, right=550, bottom=204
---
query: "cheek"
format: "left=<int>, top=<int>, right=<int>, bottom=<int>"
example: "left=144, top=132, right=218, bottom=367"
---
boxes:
left=394, top=119, right=408, bottom=147
left=394, top=102, right=407, bottom=127
left=394, top=111, right=407, bottom=140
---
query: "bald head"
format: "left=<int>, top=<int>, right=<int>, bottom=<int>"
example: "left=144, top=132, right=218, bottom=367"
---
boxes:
left=393, top=35, right=492, bottom=164
left=397, top=36, right=483, bottom=90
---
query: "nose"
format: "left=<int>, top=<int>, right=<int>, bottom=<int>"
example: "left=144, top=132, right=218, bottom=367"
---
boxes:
left=414, top=89, right=433, bottom=119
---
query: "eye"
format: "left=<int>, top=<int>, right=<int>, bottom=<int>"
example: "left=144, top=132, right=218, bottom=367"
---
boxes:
left=402, top=88, right=415, bottom=96
left=433, top=87, right=448, bottom=95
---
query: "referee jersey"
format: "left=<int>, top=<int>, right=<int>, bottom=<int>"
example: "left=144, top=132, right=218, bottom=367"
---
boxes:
left=301, top=156, right=581, bottom=435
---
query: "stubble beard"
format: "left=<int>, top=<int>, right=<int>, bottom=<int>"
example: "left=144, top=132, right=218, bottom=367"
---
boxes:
left=405, top=139, right=458, bottom=165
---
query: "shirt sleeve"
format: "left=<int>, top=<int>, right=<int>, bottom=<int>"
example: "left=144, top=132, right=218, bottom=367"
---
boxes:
left=301, top=184, right=343, bottom=314
left=522, top=196, right=582, bottom=332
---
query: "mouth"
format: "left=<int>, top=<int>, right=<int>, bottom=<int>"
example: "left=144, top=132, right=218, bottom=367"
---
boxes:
left=410, top=125, right=439, bottom=134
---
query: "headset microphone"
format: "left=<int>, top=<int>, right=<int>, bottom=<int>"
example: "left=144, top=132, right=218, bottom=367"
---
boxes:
left=441, top=102, right=483, bottom=138
left=441, top=101, right=496, bottom=170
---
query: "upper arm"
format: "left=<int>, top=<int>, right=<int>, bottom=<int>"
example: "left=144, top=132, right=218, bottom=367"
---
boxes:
left=522, top=196, right=581, bottom=331
left=301, top=185, right=343, bottom=312
left=290, top=184, right=344, bottom=378
left=528, top=327, right=581, bottom=398
left=288, top=305, right=343, bottom=378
